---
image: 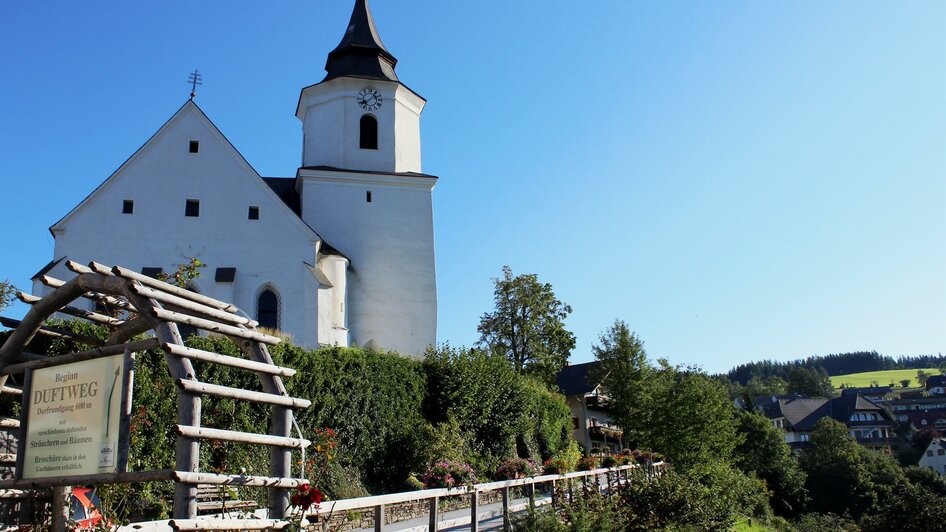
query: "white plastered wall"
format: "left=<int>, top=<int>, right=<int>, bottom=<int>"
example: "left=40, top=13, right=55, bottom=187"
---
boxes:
left=43, top=102, right=329, bottom=348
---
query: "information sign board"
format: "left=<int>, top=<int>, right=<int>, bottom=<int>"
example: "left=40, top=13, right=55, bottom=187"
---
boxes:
left=20, top=354, right=130, bottom=479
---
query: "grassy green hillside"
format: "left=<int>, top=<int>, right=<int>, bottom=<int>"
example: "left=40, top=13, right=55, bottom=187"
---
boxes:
left=830, top=368, right=940, bottom=389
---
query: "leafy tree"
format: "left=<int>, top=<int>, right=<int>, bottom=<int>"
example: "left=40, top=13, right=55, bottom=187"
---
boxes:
left=745, top=375, right=788, bottom=399
left=589, top=320, right=652, bottom=445
left=904, top=465, right=946, bottom=497
left=800, top=417, right=907, bottom=519
left=787, top=366, right=835, bottom=397
left=900, top=379, right=911, bottom=388
left=860, top=482, right=946, bottom=532
left=477, top=266, right=575, bottom=385
left=0, top=280, right=15, bottom=313
left=640, top=364, right=741, bottom=471
left=422, top=344, right=571, bottom=472
left=733, top=410, right=808, bottom=515
left=917, top=369, right=931, bottom=386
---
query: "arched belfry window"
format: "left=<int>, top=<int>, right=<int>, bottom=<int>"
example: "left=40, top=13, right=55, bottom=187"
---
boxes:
left=360, top=115, right=378, bottom=150
left=257, top=286, right=280, bottom=331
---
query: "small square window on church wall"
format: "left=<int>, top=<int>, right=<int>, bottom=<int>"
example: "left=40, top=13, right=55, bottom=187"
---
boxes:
left=185, top=199, right=200, bottom=217
left=122, top=200, right=134, bottom=214
left=248, top=206, right=260, bottom=220
left=189, top=140, right=199, bottom=153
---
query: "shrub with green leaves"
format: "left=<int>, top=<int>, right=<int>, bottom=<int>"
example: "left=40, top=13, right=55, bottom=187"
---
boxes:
left=422, top=345, right=571, bottom=473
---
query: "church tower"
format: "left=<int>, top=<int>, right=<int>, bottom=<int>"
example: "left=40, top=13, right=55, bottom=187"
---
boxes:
left=295, top=0, right=437, bottom=357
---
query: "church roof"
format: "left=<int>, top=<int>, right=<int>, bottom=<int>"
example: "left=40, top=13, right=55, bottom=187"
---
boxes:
left=262, top=177, right=301, bottom=216
left=324, top=0, right=398, bottom=82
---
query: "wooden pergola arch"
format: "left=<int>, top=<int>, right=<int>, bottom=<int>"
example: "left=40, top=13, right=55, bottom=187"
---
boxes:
left=0, top=260, right=311, bottom=527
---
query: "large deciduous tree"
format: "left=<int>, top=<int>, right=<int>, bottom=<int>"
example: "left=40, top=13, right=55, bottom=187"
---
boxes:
left=477, top=266, right=575, bottom=385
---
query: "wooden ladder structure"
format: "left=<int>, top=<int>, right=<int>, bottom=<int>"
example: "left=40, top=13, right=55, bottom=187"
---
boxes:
left=0, top=260, right=311, bottom=528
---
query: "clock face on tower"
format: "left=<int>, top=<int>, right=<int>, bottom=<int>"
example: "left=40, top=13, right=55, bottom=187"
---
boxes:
left=357, top=87, right=383, bottom=112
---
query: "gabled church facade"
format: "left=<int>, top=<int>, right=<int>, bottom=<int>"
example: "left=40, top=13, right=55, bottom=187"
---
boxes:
left=34, top=0, right=438, bottom=357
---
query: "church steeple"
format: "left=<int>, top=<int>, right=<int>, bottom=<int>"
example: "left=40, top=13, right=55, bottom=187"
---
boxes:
left=324, top=0, right=398, bottom=82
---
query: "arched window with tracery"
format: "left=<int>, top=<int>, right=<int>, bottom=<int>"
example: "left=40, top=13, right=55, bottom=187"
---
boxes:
left=360, top=115, right=378, bottom=150
left=257, top=286, right=280, bottom=331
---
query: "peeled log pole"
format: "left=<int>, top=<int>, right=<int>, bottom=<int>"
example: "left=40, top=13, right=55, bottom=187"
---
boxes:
left=174, top=471, right=307, bottom=489
left=151, top=308, right=281, bottom=345
left=112, top=265, right=239, bottom=313
left=162, top=343, right=296, bottom=377
left=1, top=338, right=159, bottom=375
left=0, top=317, right=104, bottom=348
left=175, top=425, right=310, bottom=449
left=39, top=274, right=134, bottom=312
left=131, top=284, right=258, bottom=328
left=176, top=379, right=311, bottom=409
left=119, top=288, right=202, bottom=520
left=241, top=342, right=294, bottom=519
left=0, top=470, right=177, bottom=489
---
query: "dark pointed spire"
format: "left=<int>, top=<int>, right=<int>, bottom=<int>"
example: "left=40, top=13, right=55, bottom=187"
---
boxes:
left=324, top=0, right=398, bottom=82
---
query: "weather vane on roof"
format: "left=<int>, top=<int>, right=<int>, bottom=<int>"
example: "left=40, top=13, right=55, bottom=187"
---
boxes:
left=188, top=70, right=202, bottom=100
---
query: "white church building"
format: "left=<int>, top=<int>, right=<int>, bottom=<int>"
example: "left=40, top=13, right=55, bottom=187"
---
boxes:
left=33, top=0, right=438, bottom=357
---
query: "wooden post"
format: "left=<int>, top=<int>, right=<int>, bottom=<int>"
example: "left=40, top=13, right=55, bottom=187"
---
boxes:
left=51, top=486, right=71, bottom=531
left=243, top=342, right=292, bottom=519
left=527, top=481, right=535, bottom=508
left=550, top=479, right=557, bottom=507
left=470, top=490, right=479, bottom=532
left=122, top=288, right=202, bottom=520
left=374, top=503, right=384, bottom=532
left=116, top=349, right=135, bottom=474
left=502, top=486, right=510, bottom=531
left=428, top=496, right=439, bottom=532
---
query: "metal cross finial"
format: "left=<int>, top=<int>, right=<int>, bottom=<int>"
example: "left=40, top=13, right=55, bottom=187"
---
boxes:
left=188, top=70, right=203, bottom=100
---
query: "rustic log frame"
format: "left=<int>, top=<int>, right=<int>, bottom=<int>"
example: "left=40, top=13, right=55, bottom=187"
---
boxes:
left=0, top=262, right=306, bottom=522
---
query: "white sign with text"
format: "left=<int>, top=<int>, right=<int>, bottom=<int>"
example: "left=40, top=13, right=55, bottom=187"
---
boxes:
left=22, top=355, right=126, bottom=479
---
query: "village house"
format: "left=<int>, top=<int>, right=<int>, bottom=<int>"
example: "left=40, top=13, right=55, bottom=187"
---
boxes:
left=926, top=375, right=946, bottom=395
left=905, top=411, right=946, bottom=436
left=888, top=395, right=946, bottom=422
left=840, top=386, right=891, bottom=403
left=555, top=362, right=624, bottom=453
left=918, top=438, right=946, bottom=475
left=761, top=394, right=895, bottom=453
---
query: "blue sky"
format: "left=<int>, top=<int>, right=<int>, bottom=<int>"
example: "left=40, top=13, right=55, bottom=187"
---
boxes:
left=1, top=1, right=943, bottom=373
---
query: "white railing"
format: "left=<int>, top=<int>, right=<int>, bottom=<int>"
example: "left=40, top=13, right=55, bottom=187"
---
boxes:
left=306, top=462, right=668, bottom=532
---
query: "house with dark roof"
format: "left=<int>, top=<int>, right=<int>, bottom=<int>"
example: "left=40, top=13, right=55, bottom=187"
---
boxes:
left=905, top=411, right=946, bottom=436
left=919, top=438, right=946, bottom=475
left=761, top=394, right=894, bottom=453
left=840, top=386, right=892, bottom=403
left=926, top=375, right=946, bottom=395
left=888, top=396, right=946, bottom=422
left=555, top=362, right=624, bottom=453
left=28, top=1, right=438, bottom=357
